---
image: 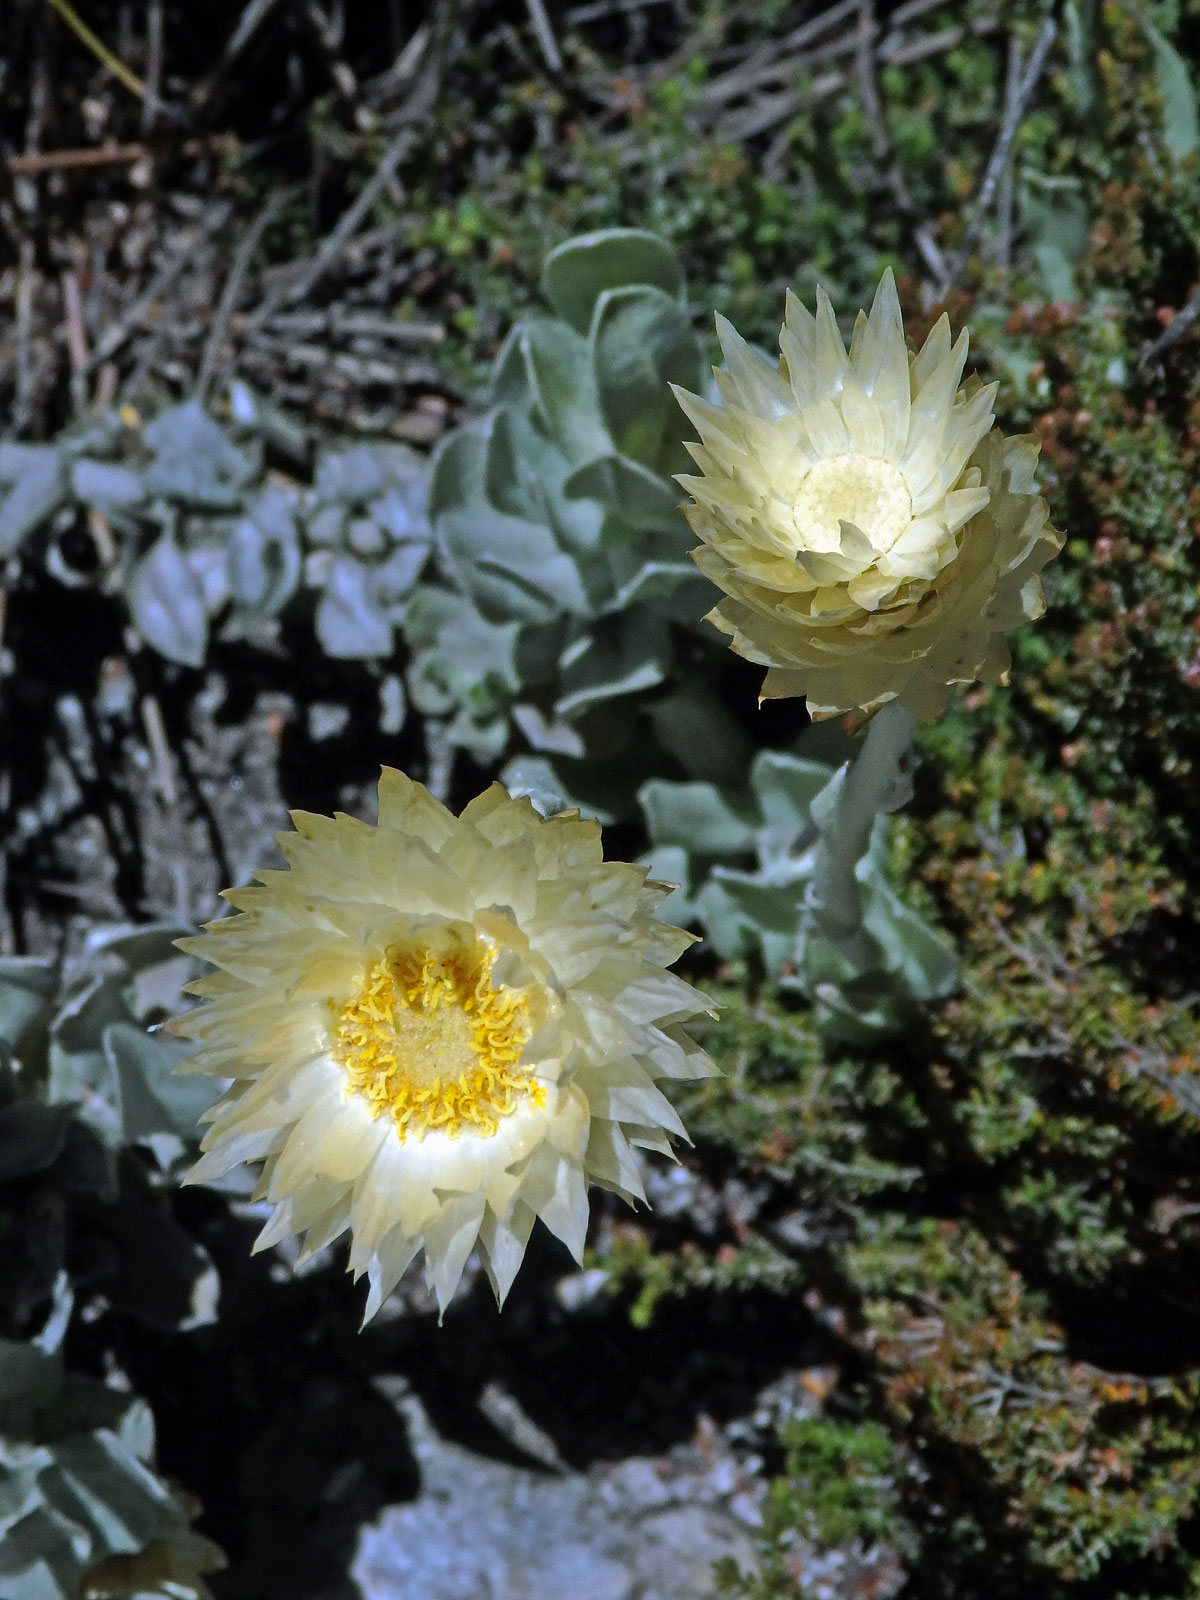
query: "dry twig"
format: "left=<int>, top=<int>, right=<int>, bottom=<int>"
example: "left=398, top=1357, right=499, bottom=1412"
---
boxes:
left=7, top=143, right=146, bottom=174
left=141, top=0, right=165, bottom=130
left=524, top=0, right=563, bottom=74
left=45, top=0, right=146, bottom=99
left=85, top=221, right=222, bottom=375
left=996, top=32, right=1023, bottom=271
left=194, top=0, right=285, bottom=107
left=1139, top=288, right=1200, bottom=369
left=854, top=0, right=945, bottom=281
left=937, top=14, right=1058, bottom=295
left=195, top=192, right=292, bottom=402
left=566, top=0, right=675, bottom=21
left=60, top=270, right=89, bottom=413
left=249, top=4, right=460, bottom=323
left=13, top=240, right=37, bottom=435
left=140, top=693, right=178, bottom=808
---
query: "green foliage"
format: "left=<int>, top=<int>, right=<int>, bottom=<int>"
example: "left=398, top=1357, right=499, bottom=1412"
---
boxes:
left=0, top=927, right=218, bottom=1339
left=771, top=1416, right=906, bottom=1547
left=676, top=980, right=927, bottom=1198
left=860, top=1221, right=1200, bottom=1586
left=0, top=393, right=431, bottom=679
left=598, top=1225, right=803, bottom=1332
left=0, top=933, right=222, bottom=1595
left=412, top=227, right=713, bottom=785
left=7, top=4, right=1200, bottom=1595
left=640, top=730, right=958, bottom=1042
left=581, top=64, right=1200, bottom=1539
left=716, top=1417, right=914, bottom=1598
left=2, top=925, right=210, bottom=1157
left=0, top=1303, right=223, bottom=1600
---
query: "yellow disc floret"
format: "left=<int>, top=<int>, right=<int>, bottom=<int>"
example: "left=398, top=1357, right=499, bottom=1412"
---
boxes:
left=332, top=929, right=541, bottom=1141
left=791, top=453, right=913, bottom=553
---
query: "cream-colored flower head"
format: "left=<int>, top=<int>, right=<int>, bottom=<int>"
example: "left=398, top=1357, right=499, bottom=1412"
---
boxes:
left=673, top=270, right=1062, bottom=719
left=172, top=772, right=716, bottom=1322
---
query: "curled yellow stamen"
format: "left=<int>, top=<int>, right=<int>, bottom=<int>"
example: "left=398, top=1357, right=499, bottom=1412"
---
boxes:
left=332, top=933, right=542, bottom=1141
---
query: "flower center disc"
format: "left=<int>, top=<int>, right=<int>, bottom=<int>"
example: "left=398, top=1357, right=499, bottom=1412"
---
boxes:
left=791, top=452, right=912, bottom=552
left=333, top=932, right=540, bottom=1141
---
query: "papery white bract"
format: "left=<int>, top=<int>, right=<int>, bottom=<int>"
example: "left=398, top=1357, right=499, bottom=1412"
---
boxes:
left=674, top=270, right=1062, bottom=719
left=172, top=772, right=716, bottom=1322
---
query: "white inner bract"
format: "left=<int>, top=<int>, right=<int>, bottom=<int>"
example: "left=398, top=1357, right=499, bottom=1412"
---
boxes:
left=791, top=452, right=912, bottom=554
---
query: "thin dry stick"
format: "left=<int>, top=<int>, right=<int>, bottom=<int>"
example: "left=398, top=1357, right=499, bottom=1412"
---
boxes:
left=60, top=269, right=89, bottom=413
left=45, top=0, right=146, bottom=98
left=855, top=7, right=888, bottom=156
left=854, top=0, right=945, bottom=281
left=524, top=0, right=563, bottom=73
left=141, top=0, right=164, bottom=131
left=299, top=1, right=358, bottom=98
left=1138, top=286, right=1200, bottom=369
left=256, top=0, right=459, bottom=316
left=87, top=508, right=117, bottom=567
left=695, top=0, right=980, bottom=112
left=660, top=16, right=1001, bottom=155
left=938, top=14, right=1058, bottom=295
left=242, top=335, right=418, bottom=385
left=996, top=32, right=1023, bottom=271
left=85, top=231, right=204, bottom=373
left=270, top=125, right=415, bottom=312
left=702, top=32, right=857, bottom=106
left=13, top=239, right=37, bottom=435
left=194, top=0, right=285, bottom=106
left=697, top=0, right=861, bottom=108
left=195, top=193, right=289, bottom=402
left=713, top=74, right=842, bottom=144
left=8, top=143, right=145, bottom=173
left=140, top=693, right=178, bottom=807
left=567, top=0, right=675, bottom=21
left=886, top=0, right=950, bottom=27
left=9, top=134, right=232, bottom=175
left=14, top=4, right=51, bottom=222
left=94, top=362, right=119, bottom=408
left=256, top=309, right=444, bottom=340
left=887, top=17, right=1000, bottom=69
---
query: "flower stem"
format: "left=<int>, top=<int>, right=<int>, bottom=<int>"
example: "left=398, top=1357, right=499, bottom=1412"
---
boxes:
left=804, top=702, right=918, bottom=968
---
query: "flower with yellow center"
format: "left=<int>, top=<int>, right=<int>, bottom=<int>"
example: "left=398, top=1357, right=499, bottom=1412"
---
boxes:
left=673, top=270, right=1062, bottom=719
left=172, top=771, right=716, bottom=1321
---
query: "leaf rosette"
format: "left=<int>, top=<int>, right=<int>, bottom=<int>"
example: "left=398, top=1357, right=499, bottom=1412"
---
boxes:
left=411, top=229, right=714, bottom=773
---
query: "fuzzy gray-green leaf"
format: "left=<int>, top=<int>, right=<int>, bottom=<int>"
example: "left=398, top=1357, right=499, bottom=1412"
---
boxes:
left=228, top=490, right=302, bottom=615
left=518, top=319, right=610, bottom=462
left=862, top=872, right=959, bottom=1002
left=645, top=680, right=754, bottom=787
left=127, top=533, right=209, bottom=667
left=639, top=779, right=758, bottom=855
left=314, top=556, right=393, bottom=658
left=541, top=228, right=685, bottom=335
left=563, top=453, right=683, bottom=532
left=591, top=286, right=702, bottom=472
left=1137, top=8, right=1199, bottom=160
left=439, top=502, right=589, bottom=623
left=0, top=447, right=66, bottom=557
left=142, top=400, right=252, bottom=508
left=102, top=1023, right=211, bottom=1144
left=556, top=612, right=671, bottom=719
left=0, top=959, right=56, bottom=1051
